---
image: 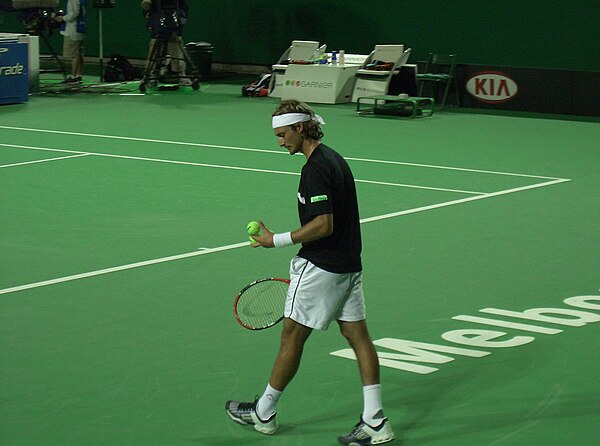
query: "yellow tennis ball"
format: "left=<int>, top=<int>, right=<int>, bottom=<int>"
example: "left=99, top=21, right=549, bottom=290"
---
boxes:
left=246, top=221, right=260, bottom=235
left=249, top=235, right=257, bottom=243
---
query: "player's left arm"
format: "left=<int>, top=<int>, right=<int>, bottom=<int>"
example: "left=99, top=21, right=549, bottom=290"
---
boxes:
left=292, top=213, right=333, bottom=243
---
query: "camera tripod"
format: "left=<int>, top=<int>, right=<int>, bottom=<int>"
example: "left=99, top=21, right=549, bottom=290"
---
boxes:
left=20, top=10, right=67, bottom=79
left=139, top=32, right=200, bottom=92
left=34, top=29, right=67, bottom=79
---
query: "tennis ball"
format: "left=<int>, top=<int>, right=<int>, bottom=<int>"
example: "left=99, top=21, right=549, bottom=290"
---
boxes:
left=249, top=235, right=257, bottom=243
left=246, top=221, right=260, bottom=236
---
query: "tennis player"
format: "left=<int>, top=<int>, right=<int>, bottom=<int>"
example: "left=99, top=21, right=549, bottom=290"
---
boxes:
left=225, top=100, right=395, bottom=445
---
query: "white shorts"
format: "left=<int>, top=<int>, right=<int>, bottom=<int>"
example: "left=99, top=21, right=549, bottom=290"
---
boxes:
left=285, top=256, right=366, bottom=330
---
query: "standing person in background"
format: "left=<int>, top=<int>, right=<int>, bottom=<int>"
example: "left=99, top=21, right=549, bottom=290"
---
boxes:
left=55, top=0, right=87, bottom=83
left=225, top=99, right=395, bottom=446
left=141, top=0, right=189, bottom=84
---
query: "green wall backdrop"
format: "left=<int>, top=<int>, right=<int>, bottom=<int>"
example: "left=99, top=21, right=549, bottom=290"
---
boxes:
left=2, top=0, right=599, bottom=72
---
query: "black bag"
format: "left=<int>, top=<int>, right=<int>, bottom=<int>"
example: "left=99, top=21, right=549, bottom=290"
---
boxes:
left=104, top=54, right=141, bottom=81
left=242, top=73, right=271, bottom=97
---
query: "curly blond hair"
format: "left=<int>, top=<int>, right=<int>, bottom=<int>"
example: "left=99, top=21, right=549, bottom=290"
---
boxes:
left=272, top=99, right=324, bottom=140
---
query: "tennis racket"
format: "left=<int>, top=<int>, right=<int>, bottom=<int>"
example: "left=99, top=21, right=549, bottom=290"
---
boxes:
left=233, top=278, right=290, bottom=330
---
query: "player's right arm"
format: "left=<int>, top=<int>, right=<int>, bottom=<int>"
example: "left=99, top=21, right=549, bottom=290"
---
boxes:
left=252, top=214, right=333, bottom=249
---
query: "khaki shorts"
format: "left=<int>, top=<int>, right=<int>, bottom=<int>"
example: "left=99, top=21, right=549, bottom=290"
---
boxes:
left=285, top=256, right=366, bottom=330
left=63, top=37, right=83, bottom=59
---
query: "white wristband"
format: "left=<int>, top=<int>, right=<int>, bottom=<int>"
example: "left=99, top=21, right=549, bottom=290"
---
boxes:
left=273, top=232, right=294, bottom=248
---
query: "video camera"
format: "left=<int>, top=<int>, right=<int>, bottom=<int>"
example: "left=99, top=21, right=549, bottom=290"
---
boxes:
left=0, top=0, right=62, bottom=35
left=143, top=0, right=188, bottom=38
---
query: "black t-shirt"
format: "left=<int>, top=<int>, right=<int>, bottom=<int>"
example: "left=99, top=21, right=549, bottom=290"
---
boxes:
left=297, top=144, right=362, bottom=273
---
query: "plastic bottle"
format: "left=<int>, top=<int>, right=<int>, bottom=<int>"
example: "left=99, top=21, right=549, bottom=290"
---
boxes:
left=318, top=44, right=327, bottom=64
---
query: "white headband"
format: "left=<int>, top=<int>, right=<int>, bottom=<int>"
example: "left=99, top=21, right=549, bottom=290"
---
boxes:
left=272, top=112, right=325, bottom=129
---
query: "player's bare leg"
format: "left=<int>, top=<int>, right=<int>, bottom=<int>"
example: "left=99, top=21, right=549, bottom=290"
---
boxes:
left=338, top=320, right=379, bottom=385
left=269, top=317, right=313, bottom=390
left=226, top=318, right=312, bottom=435
left=337, top=320, right=395, bottom=445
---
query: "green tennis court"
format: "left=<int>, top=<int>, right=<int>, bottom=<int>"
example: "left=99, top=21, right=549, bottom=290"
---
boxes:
left=1, top=81, right=599, bottom=445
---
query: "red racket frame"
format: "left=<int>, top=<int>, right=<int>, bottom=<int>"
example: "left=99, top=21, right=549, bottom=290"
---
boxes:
left=233, top=278, right=290, bottom=330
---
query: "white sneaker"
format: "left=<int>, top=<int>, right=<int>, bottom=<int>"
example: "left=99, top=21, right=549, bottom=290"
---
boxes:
left=225, top=399, right=278, bottom=435
left=338, top=416, right=395, bottom=445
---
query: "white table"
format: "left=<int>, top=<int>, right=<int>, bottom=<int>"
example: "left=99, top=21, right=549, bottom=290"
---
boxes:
left=269, top=60, right=365, bottom=104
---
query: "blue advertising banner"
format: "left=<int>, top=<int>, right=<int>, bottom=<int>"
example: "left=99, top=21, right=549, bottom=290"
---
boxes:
left=0, top=35, right=29, bottom=105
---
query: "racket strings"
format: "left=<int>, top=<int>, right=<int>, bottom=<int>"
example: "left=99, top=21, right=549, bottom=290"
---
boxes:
left=237, top=280, right=288, bottom=329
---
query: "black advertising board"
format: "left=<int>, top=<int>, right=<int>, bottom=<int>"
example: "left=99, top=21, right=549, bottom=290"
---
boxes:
left=456, top=65, right=599, bottom=117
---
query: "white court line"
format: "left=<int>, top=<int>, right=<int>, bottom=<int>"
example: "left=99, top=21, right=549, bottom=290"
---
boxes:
left=0, top=242, right=250, bottom=296
left=0, top=125, right=286, bottom=154
left=0, top=178, right=570, bottom=296
left=360, top=178, right=571, bottom=223
left=0, top=153, right=90, bottom=169
left=0, top=125, right=565, bottom=180
left=0, top=133, right=571, bottom=296
left=0, top=143, right=485, bottom=195
left=356, top=178, right=484, bottom=195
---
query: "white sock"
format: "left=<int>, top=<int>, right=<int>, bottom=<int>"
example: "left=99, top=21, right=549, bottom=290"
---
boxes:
left=362, top=384, right=384, bottom=426
left=256, top=383, right=282, bottom=420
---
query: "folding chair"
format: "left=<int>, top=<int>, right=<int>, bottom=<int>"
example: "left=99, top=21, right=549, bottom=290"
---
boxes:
left=268, top=40, right=321, bottom=97
left=417, top=53, right=459, bottom=109
left=273, top=40, right=320, bottom=67
left=351, top=44, right=411, bottom=102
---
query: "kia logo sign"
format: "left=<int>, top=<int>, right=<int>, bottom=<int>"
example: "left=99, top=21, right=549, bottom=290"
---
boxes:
left=466, top=71, right=518, bottom=103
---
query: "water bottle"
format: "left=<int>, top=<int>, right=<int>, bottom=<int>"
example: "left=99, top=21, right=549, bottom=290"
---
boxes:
left=318, top=44, right=327, bottom=64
